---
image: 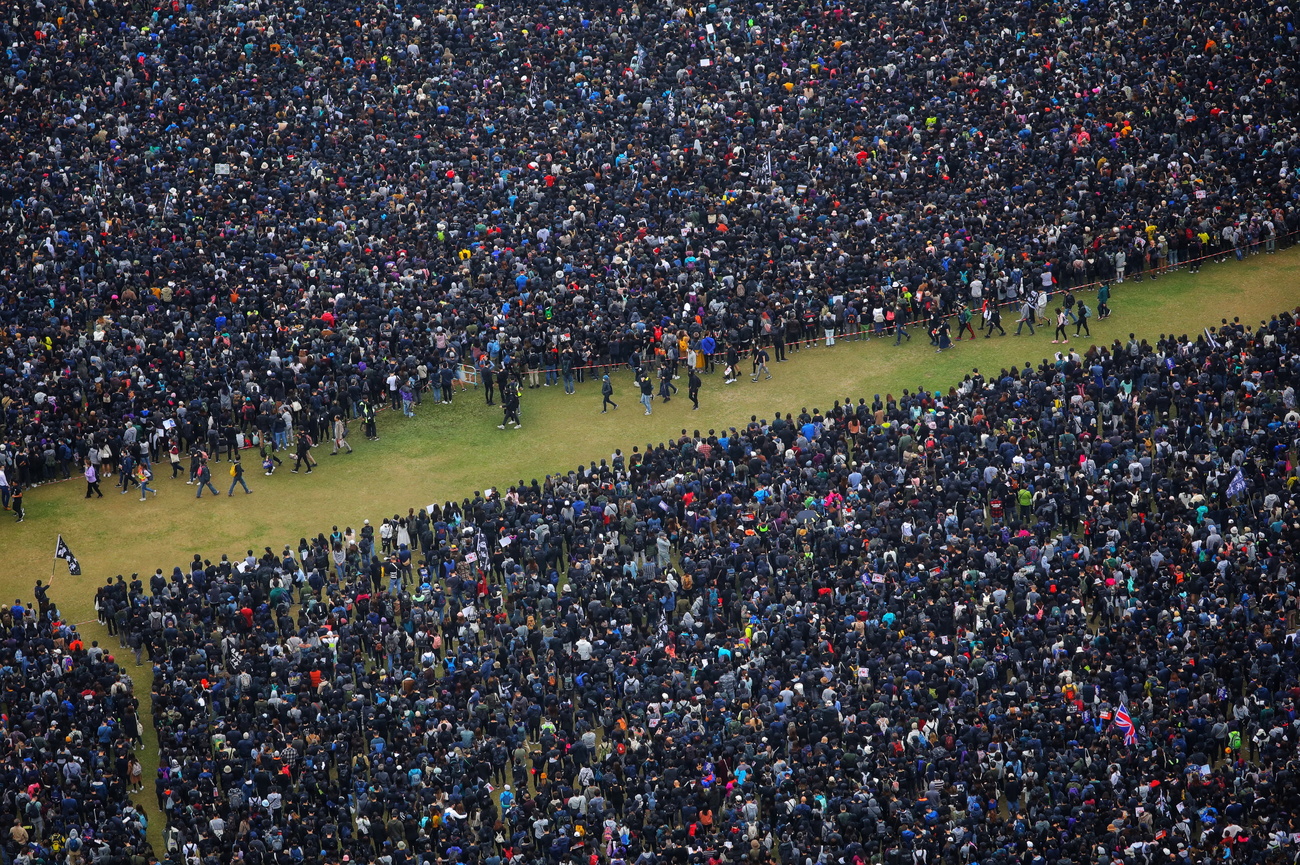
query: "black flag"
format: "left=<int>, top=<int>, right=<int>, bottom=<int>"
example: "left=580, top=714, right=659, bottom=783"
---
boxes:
left=55, top=535, right=82, bottom=576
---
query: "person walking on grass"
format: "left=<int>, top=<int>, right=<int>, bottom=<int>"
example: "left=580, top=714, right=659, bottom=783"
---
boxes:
left=119, top=451, right=136, bottom=495
left=84, top=461, right=104, bottom=498
left=330, top=415, right=353, bottom=455
left=723, top=345, right=740, bottom=384
left=501, top=380, right=522, bottom=428
left=639, top=375, right=654, bottom=415
left=1097, top=283, right=1112, bottom=319
left=750, top=345, right=772, bottom=382
left=1074, top=300, right=1092, bottom=337
left=601, top=374, right=618, bottom=413
left=166, top=440, right=182, bottom=479
left=954, top=303, right=976, bottom=341
left=228, top=457, right=252, bottom=496
left=292, top=431, right=315, bottom=474
left=1015, top=300, right=1036, bottom=336
left=260, top=441, right=282, bottom=475
left=195, top=462, right=220, bottom=498
left=10, top=483, right=23, bottom=522
left=983, top=304, right=1006, bottom=337
left=688, top=368, right=701, bottom=410
left=1052, top=307, right=1070, bottom=344
left=935, top=319, right=953, bottom=352
left=658, top=363, right=676, bottom=403
left=894, top=303, right=913, bottom=345
left=188, top=446, right=203, bottom=484
left=136, top=463, right=158, bottom=501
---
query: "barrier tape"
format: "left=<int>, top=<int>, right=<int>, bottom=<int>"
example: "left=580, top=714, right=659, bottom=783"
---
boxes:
left=502, top=229, right=1299, bottom=374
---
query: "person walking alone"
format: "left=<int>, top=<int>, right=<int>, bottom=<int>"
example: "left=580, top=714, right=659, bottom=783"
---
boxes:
left=688, top=368, right=701, bottom=410
left=119, top=451, right=136, bottom=495
left=1015, top=300, right=1036, bottom=336
left=330, top=415, right=353, bottom=455
left=500, top=380, right=522, bottom=429
left=195, top=462, right=220, bottom=498
left=228, top=458, right=252, bottom=495
left=750, top=346, right=772, bottom=382
left=1052, top=308, right=1070, bottom=344
left=136, top=463, right=158, bottom=501
left=894, top=303, right=914, bottom=344
left=10, top=483, right=22, bottom=522
left=85, top=462, right=104, bottom=498
left=601, top=374, right=618, bottom=413
left=639, top=375, right=654, bottom=415
left=292, top=431, right=315, bottom=474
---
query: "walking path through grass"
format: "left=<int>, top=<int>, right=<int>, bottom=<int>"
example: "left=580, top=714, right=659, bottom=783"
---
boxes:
left=2, top=247, right=1298, bottom=846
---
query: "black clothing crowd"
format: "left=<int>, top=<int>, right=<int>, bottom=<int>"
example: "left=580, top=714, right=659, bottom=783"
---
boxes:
left=4, top=0, right=1300, bottom=486
left=100, top=308, right=1300, bottom=865
left=0, top=583, right=152, bottom=865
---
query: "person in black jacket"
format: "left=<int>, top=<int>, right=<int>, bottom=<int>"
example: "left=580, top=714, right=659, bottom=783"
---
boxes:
left=500, top=381, right=522, bottom=429
left=638, top=375, right=654, bottom=415
left=227, top=457, right=252, bottom=496
left=292, top=431, right=315, bottom=474
left=601, top=375, right=617, bottom=413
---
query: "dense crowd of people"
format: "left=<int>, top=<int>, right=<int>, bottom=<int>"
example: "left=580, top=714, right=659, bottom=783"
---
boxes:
left=0, top=583, right=153, bottom=865
left=4, top=0, right=1300, bottom=490
left=101, top=306, right=1300, bottom=865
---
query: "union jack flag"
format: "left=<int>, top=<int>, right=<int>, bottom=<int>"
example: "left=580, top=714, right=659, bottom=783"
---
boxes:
left=1114, top=704, right=1138, bottom=746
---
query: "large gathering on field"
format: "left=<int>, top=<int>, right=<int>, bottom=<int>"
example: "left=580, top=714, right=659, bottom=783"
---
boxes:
left=1, top=0, right=1300, bottom=863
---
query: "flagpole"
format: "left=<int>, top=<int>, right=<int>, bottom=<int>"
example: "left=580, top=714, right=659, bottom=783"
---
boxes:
left=52, top=534, right=61, bottom=585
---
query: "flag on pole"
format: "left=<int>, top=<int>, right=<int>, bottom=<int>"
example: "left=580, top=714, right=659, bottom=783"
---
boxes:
left=55, top=535, right=82, bottom=576
left=1113, top=704, right=1137, bottom=745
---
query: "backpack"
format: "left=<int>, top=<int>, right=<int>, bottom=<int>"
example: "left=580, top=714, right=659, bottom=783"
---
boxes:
left=230, top=464, right=238, bottom=477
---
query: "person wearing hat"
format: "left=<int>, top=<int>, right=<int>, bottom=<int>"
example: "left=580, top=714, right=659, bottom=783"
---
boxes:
left=601, top=374, right=618, bottom=413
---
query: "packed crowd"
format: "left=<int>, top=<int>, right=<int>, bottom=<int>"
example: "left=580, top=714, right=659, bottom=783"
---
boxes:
left=0, top=583, right=153, bottom=865
left=4, top=0, right=1300, bottom=488
left=107, top=306, right=1300, bottom=865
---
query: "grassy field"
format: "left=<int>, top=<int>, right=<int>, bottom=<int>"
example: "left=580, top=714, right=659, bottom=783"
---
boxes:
left=3, top=247, right=1300, bottom=841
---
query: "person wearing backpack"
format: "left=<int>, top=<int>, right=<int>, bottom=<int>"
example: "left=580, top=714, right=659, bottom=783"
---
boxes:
left=195, top=461, right=220, bottom=498
left=292, top=430, right=315, bottom=473
left=227, top=457, right=252, bottom=496
left=1074, top=300, right=1092, bottom=337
